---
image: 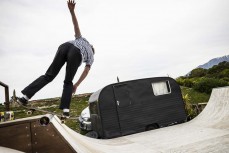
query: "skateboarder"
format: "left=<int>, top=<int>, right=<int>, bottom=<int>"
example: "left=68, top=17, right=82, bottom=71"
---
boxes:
left=17, top=0, right=94, bottom=118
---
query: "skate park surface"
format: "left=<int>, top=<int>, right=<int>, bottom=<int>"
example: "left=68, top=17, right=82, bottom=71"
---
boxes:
left=0, top=86, right=229, bottom=153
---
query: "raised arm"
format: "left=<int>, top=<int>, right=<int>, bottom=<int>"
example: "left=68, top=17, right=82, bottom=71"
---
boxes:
left=68, top=0, right=81, bottom=38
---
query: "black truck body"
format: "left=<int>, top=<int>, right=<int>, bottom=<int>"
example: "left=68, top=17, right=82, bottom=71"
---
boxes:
left=88, top=77, right=187, bottom=139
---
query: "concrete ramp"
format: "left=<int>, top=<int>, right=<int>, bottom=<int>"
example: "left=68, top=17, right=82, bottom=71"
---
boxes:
left=0, top=87, right=229, bottom=153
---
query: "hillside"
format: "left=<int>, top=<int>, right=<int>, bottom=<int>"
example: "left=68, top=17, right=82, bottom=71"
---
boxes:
left=177, top=61, right=229, bottom=94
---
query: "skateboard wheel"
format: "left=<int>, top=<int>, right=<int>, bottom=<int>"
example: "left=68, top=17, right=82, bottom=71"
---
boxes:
left=27, top=111, right=33, bottom=115
left=39, top=116, right=50, bottom=126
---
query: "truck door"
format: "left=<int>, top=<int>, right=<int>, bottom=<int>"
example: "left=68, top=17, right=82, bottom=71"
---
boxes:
left=113, top=84, right=131, bottom=108
left=113, top=84, right=134, bottom=135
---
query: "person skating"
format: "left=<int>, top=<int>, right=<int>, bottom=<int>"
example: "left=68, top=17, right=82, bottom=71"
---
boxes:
left=17, top=0, right=94, bottom=118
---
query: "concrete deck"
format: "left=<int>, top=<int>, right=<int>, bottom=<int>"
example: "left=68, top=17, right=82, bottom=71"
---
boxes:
left=0, top=86, right=229, bottom=153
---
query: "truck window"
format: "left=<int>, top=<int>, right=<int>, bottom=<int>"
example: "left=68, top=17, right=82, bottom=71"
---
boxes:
left=152, top=81, right=171, bottom=96
left=90, top=102, right=98, bottom=115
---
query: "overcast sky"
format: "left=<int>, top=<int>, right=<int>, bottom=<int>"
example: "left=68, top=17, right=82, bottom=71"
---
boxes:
left=0, top=0, right=229, bottom=103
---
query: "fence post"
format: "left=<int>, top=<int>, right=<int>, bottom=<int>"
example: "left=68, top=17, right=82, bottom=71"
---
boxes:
left=0, top=81, right=10, bottom=111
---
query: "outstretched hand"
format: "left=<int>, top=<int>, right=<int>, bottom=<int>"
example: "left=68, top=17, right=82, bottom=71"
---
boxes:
left=72, top=84, right=78, bottom=95
left=68, top=0, right=75, bottom=12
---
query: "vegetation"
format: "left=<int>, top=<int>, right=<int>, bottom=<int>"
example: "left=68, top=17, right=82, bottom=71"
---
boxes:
left=177, top=61, right=229, bottom=118
left=181, top=86, right=210, bottom=104
left=176, top=61, right=229, bottom=94
left=181, top=86, right=210, bottom=119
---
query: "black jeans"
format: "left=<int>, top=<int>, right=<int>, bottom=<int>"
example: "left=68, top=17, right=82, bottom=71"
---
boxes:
left=22, top=42, right=82, bottom=109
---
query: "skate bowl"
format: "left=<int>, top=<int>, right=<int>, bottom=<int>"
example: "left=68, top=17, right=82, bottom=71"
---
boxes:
left=0, top=86, right=229, bottom=153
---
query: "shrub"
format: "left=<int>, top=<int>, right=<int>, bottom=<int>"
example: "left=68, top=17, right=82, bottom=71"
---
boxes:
left=189, top=68, right=207, bottom=78
left=183, top=79, right=194, bottom=88
left=207, top=61, right=229, bottom=76
left=193, top=78, right=228, bottom=94
left=218, top=69, right=229, bottom=79
left=221, top=77, right=229, bottom=82
left=176, top=77, right=185, bottom=86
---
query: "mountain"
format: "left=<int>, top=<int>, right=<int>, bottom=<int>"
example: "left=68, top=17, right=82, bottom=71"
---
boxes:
left=197, top=55, right=229, bottom=69
left=185, top=55, right=229, bottom=76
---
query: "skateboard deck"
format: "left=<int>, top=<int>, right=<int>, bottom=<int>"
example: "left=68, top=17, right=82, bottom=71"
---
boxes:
left=13, top=97, right=78, bottom=123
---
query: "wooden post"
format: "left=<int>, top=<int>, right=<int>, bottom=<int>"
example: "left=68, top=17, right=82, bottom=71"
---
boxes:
left=0, top=81, right=10, bottom=111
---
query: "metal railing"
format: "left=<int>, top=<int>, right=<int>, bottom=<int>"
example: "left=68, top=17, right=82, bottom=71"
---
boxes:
left=0, top=81, right=10, bottom=111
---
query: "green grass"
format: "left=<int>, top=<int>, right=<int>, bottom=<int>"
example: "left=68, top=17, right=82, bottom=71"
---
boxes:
left=180, top=86, right=210, bottom=104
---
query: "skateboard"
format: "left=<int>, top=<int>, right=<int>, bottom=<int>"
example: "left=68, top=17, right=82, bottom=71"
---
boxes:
left=12, top=97, right=78, bottom=123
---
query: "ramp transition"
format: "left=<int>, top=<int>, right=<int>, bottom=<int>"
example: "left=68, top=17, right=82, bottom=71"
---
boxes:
left=0, top=87, right=229, bottom=153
